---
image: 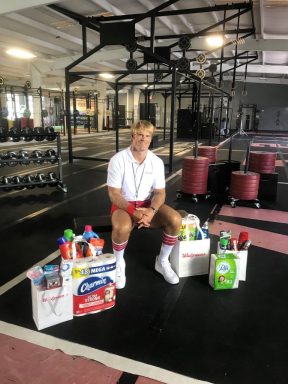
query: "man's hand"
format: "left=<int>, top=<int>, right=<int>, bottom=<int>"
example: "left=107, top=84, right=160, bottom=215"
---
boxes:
left=135, top=207, right=155, bottom=228
left=132, top=209, right=144, bottom=223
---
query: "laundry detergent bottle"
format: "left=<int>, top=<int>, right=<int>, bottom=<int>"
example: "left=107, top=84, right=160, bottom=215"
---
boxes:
left=83, top=225, right=99, bottom=242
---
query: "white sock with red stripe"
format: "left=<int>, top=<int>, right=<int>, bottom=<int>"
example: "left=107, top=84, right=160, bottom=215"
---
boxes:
left=112, top=240, right=128, bottom=263
left=158, top=232, right=178, bottom=264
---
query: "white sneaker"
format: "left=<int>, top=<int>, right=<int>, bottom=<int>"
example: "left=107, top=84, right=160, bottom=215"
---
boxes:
left=116, top=259, right=126, bottom=289
left=155, top=256, right=179, bottom=285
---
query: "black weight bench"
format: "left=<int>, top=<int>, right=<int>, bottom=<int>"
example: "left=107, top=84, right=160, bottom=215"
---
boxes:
left=73, top=215, right=112, bottom=233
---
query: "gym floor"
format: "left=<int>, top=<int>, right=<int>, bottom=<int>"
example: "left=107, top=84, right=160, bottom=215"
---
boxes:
left=0, top=129, right=288, bottom=384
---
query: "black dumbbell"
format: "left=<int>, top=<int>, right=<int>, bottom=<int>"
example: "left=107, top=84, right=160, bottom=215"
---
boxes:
left=22, top=174, right=36, bottom=189
left=30, top=150, right=44, bottom=164
left=5, top=151, right=18, bottom=167
left=33, top=127, right=45, bottom=141
left=0, top=152, right=6, bottom=167
left=35, top=173, right=47, bottom=187
left=17, top=150, right=30, bottom=165
left=45, top=126, right=57, bottom=141
left=44, top=149, right=57, bottom=164
left=46, top=172, right=58, bottom=186
left=11, top=175, right=24, bottom=190
left=9, top=127, right=21, bottom=142
left=21, top=127, right=34, bottom=142
left=0, top=127, right=8, bottom=142
left=0, top=176, right=13, bottom=192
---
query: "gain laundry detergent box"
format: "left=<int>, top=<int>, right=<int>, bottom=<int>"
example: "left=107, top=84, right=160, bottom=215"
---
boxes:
left=72, top=253, right=116, bottom=316
left=209, top=253, right=240, bottom=290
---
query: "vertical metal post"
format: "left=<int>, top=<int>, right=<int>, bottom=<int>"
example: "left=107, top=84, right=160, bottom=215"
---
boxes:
left=82, top=24, right=87, bottom=56
left=163, top=92, right=167, bottom=140
left=169, top=66, right=177, bottom=173
left=208, top=91, right=214, bottom=146
left=61, top=89, right=66, bottom=135
left=218, top=97, right=224, bottom=141
left=195, top=80, right=202, bottom=144
left=226, top=98, right=230, bottom=136
left=94, top=93, right=98, bottom=132
left=115, top=81, right=119, bottom=153
left=38, top=86, right=44, bottom=128
left=65, top=69, right=73, bottom=164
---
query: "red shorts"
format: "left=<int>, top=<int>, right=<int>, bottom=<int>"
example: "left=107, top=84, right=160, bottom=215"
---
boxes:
left=111, top=200, right=151, bottom=214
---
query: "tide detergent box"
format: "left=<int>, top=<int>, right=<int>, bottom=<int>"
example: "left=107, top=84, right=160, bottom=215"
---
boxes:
left=72, top=253, right=116, bottom=316
left=209, top=253, right=240, bottom=290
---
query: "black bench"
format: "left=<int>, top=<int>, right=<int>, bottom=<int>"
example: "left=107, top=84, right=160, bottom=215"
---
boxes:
left=73, top=215, right=112, bottom=233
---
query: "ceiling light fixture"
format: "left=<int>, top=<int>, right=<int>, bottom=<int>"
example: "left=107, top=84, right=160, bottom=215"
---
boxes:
left=206, top=35, right=224, bottom=48
left=99, top=73, right=114, bottom=79
left=6, top=48, right=36, bottom=59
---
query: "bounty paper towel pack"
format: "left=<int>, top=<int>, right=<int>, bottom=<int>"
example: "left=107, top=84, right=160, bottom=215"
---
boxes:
left=209, top=253, right=240, bottom=290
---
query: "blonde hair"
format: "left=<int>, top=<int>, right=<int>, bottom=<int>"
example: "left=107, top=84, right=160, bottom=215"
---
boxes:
left=131, top=120, right=156, bottom=137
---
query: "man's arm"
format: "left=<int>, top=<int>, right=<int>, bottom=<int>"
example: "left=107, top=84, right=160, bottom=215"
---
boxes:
left=107, top=186, right=143, bottom=222
left=108, top=186, right=130, bottom=210
left=150, top=188, right=166, bottom=212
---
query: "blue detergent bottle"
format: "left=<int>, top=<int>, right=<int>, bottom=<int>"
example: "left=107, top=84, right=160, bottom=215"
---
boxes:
left=83, top=225, right=99, bottom=242
left=83, top=225, right=99, bottom=256
left=197, top=221, right=209, bottom=240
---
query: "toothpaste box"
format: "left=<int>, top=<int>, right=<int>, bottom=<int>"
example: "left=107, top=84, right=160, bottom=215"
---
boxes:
left=72, top=253, right=116, bottom=316
left=209, top=253, right=240, bottom=290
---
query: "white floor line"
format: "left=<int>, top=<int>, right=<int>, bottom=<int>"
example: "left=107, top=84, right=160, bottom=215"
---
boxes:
left=0, top=321, right=212, bottom=384
left=0, top=250, right=60, bottom=296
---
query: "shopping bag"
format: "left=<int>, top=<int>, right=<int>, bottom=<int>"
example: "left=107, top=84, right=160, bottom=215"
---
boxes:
left=31, top=282, right=73, bottom=330
left=170, top=214, right=210, bottom=277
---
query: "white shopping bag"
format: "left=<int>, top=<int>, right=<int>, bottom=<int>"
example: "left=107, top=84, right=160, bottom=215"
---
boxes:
left=31, top=282, right=73, bottom=330
left=170, top=238, right=210, bottom=277
left=170, top=213, right=210, bottom=277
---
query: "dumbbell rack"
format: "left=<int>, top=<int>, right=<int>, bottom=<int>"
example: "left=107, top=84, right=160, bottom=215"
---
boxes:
left=0, top=132, right=67, bottom=193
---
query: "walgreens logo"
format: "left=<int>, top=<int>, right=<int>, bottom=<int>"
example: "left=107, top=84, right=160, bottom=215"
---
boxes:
left=182, top=253, right=207, bottom=258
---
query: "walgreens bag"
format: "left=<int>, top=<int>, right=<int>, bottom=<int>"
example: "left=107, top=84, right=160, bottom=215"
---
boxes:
left=31, top=283, right=73, bottom=330
left=170, top=214, right=210, bottom=277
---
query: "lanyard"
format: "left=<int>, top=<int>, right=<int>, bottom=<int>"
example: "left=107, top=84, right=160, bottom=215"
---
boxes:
left=132, top=162, right=146, bottom=199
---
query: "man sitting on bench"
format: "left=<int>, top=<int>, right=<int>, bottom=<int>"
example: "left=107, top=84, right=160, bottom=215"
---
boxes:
left=107, top=120, right=182, bottom=289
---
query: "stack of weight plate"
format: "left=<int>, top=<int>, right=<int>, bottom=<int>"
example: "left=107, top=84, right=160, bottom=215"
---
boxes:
left=248, top=151, right=277, bottom=174
left=230, top=171, right=260, bottom=201
left=181, top=156, right=209, bottom=195
left=198, top=146, right=217, bottom=164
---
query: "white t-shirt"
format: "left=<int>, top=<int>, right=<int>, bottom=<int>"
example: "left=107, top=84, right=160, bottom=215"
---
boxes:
left=107, top=147, right=165, bottom=201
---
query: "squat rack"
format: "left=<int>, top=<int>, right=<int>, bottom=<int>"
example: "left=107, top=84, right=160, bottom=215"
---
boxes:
left=50, top=0, right=256, bottom=173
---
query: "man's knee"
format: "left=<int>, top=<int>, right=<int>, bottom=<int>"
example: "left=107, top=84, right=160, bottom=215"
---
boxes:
left=170, top=210, right=182, bottom=230
left=112, top=211, right=132, bottom=235
left=161, top=206, right=182, bottom=229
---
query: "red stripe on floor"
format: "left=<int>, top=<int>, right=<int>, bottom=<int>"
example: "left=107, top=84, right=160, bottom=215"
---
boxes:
left=219, top=205, right=288, bottom=224
left=209, top=220, right=288, bottom=255
left=0, top=333, right=123, bottom=384
left=251, top=143, right=278, bottom=148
